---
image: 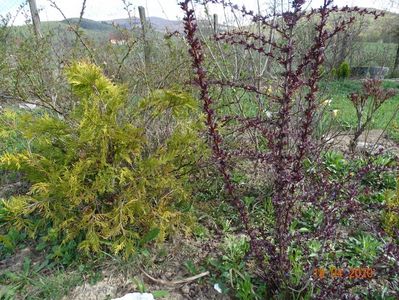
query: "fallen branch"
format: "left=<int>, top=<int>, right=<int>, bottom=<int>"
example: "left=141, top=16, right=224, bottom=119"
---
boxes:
left=140, top=268, right=210, bottom=286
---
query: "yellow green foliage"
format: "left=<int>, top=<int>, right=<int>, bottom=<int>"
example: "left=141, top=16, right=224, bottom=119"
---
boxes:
left=382, top=179, right=399, bottom=237
left=0, top=62, right=205, bottom=257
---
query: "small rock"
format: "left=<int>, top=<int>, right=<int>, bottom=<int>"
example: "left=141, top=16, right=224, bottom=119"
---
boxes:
left=357, top=142, right=385, bottom=155
left=181, top=285, right=190, bottom=295
left=213, top=283, right=222, bottom=293
left=112, top=293, right=154, bottom=300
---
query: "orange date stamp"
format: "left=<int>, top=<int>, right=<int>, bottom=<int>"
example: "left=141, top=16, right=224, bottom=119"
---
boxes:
left=313, top=267, right=375, bottom=280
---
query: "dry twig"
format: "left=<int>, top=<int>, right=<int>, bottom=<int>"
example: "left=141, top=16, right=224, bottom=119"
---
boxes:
left=140, top=268, right=210, bottom=286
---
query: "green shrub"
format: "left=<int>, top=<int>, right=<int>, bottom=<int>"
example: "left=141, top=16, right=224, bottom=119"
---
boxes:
left=336, top=61, right=351, bottom=79
left=343, top=234, right=382, bottom=266
left=0, top=62, right=204, bottom=258
left=382, top=180, right=399, bottom=238
left=331, top=67, right=337, bottom=78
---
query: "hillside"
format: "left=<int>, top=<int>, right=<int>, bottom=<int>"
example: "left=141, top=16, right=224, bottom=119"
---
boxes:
left=61, top=18, right=115, bottom=32
left=9, top=16, right=182, bottom=41
left=355, top=10, right=398, bottom=43
left=106, top=17, right=182, bottom=32
left=10, top=7, right=398, bottom=42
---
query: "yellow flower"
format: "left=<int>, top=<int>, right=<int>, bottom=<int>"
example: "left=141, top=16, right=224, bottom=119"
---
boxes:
left=332, top=109, right=339, bottom=118
left=263, top=85, right=272, bottom=95
left=321, top=99, right=332, bottom=106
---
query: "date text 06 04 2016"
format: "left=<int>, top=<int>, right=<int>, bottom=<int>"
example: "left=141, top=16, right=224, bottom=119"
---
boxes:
left=313, top=267, right=375, bottom=279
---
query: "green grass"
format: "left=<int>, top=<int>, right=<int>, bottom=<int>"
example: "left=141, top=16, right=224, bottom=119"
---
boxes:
left=320, top=79, right=399, bottom=134
left=1, top=268, right=83, bottom=300
left=218, top=79, right=399, bottom=141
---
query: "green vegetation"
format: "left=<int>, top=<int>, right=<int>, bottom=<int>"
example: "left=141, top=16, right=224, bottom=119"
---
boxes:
left=320, top=80, right=399, bottom=132
left=383, top=179, right=399, bottom=237
left=61, top=18, right=115, bottom=32
left=1, top=259, right=84, bottom=300
left=0, top=2, right=398, bottom=299
left=0, top=62, right=203, bottom=259
left=351, top=42, right=398, bottom=70
left=335, top=61, right=351, bottom=79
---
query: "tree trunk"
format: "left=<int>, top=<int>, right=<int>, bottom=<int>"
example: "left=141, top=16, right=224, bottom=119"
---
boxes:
left=393, top=43, right=399, bottom=77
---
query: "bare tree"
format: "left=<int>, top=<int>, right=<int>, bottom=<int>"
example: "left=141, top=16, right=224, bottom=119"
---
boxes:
left=388, top=0, right=399, bottom=75
left=393, top=28, right=399, bottom=76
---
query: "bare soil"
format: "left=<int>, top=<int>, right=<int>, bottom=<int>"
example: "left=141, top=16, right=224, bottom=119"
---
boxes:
left=62, top=237, right=229, bottom=300
left=329, top=129, right=399, bottom=156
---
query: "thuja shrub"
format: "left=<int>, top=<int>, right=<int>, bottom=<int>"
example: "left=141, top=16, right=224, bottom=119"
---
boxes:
left=336, top=60, right=351, bottom=79
left=0, top=62, right=204, bottom=258
left=181, top=0, right=398, bottom=297
left=383, top=179, right=399, bottom=238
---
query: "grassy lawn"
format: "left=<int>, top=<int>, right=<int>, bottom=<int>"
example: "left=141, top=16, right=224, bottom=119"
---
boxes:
left=220, top=79, right=399, bottom=141
left=320, top=79, right=399, bottom=140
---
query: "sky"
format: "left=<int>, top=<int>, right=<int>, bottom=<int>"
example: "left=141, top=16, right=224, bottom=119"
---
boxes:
left=0, top=0, right=396, bottom=25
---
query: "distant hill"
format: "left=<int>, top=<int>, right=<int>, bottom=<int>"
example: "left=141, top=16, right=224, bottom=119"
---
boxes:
left=61, top=18, right=114, bottom=32
left=13, top=9, right=399, bottom=43
left=50, top=17, right=183, bottom=38
left=356, top=11, right=398, bottom=43
left=105, top=17, right=182, bottom=33
left=9, top=16, right=183, bottom=42
left=59, top=16, right=182, bottom=33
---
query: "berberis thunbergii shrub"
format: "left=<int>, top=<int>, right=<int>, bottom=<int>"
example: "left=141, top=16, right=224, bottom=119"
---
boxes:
left=181, top=0, right=399, bottom=297
left=0, top=62, right=204, bottom=257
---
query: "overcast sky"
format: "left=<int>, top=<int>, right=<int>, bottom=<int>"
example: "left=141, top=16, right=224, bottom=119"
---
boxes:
left=0, top=0, right=396, bottom=25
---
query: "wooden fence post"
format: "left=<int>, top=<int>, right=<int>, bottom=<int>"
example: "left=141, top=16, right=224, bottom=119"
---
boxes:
left=28, top=0, right=42, bottom=38
left=213, top=13, right=218, bottom=33
left=138, top=6, right=150, bottom=68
